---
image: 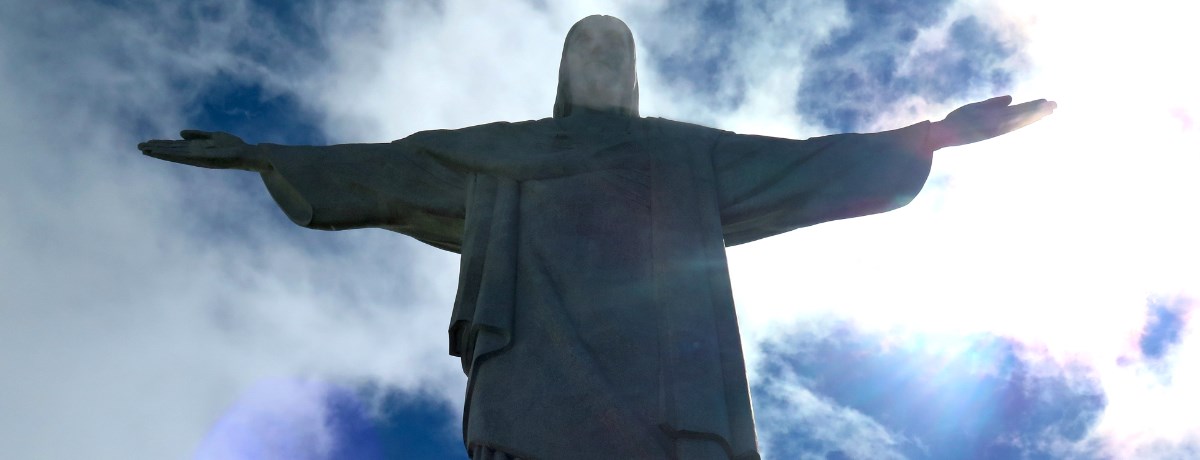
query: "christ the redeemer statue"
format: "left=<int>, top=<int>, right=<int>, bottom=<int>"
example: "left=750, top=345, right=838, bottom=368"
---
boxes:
left=140, top=15, right=1055, bottom=460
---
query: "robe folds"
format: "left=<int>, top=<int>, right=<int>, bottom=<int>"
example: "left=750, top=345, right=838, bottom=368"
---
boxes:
left=258, top=114, right=933, bottom=460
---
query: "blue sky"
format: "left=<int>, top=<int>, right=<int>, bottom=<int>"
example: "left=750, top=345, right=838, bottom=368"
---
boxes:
left=1, top=1, right=1198, bottom=459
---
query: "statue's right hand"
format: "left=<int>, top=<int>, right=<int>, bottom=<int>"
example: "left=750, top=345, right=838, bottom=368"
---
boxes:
left=138, top=130, right=269, bottom=172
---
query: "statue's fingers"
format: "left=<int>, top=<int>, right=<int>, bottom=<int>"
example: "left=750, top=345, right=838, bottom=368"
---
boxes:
left=1012, top=99, right=1055, bottom=118
left=140, top=145, right=232, bottom=169
left=138, top=140, right=166, bottom=152
left=982, top=95, right=1013, bottom=107
left=1001, top=100, right=1054, bottom=132
left=1012, top=99, right=1056, bottom=116
left=139, top=140, right=191, bottom=156
left=139, top=142, right=177, bottom=160
left=180, top=130, right=212, bottom=140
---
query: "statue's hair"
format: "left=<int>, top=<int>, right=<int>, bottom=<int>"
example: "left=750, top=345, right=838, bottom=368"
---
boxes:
left=553, top=15, right=640, bottom=118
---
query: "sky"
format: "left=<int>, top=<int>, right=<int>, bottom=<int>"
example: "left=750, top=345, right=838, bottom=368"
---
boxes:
left=0, top=0, right=1197, bottom=459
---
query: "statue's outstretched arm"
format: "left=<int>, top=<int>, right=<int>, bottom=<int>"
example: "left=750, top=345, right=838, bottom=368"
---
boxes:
left=712, top=95, right=1054, bottom=245
left=139, top=131, right=467, bottom=252
left=712, top=120, right=934, bottom=246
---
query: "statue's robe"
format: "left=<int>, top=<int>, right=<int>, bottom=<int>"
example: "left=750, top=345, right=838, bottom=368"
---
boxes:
left=257, top=113, right=933, bottom=460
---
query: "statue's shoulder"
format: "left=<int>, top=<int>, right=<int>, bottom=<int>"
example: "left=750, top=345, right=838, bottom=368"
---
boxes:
left=455, top=118, right=554, bottom=131
left=392, top=118, right=555, bottom=144
left=638, top=116, right=729, bottom=139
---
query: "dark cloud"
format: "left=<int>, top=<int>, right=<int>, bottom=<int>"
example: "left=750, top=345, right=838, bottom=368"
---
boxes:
left=754, top=324, right=1106, bottom=459
left=635, top=0, right=1024, bottom=130
left=1140, top=297, right=1194, bottom=360
left=796, top=1, right=1024, bottom=132
left=643, top=0, right=745, bottom=107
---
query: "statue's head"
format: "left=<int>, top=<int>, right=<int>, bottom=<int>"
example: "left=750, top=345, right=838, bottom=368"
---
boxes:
left=554, top=15, right=639, bottom=118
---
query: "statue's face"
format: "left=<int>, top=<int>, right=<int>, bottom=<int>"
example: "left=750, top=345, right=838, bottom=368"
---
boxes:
left=563, top=16, right=635, bottom=112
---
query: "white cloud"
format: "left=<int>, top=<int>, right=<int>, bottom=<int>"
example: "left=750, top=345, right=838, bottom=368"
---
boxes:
left=0, top=2, right=463, bottom=458
left=755, top=366, right=908, bottom=460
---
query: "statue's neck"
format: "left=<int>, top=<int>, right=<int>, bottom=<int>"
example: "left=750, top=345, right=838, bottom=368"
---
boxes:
left=556, top=107, right=634, bottom=134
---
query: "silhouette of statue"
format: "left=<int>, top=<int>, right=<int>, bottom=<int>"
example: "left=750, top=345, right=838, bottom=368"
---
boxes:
left=139, top=15, right=1055, bottom=460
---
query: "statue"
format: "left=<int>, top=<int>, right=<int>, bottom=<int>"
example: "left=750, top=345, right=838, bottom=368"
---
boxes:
left=139, top=15, right=1055, bottom=460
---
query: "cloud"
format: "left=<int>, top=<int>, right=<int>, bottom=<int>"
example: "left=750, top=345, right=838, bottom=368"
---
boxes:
left=796, top=1, right=1026, bottom=132
left=636, top=1, right=746, bottom=108
left=0, top=1, right=465, bottom=458
left=754, top=372, right=909, bottom=460
left=627, top=0, right=851, bottom=133
left=620, top=0, right=1028, bottom=135
left=753, top=323, right=1107, bottom=459
left=1139, top=297, right=1194, bottom=361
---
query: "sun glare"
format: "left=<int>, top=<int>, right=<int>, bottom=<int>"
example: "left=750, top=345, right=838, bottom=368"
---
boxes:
left=733, top=1, right=1199, bottom=454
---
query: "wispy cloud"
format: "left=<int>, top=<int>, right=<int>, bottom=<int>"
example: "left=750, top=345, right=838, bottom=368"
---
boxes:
left=753, top=322, right=1106, bottom=458
left=0, top=1, right=464, bottom=458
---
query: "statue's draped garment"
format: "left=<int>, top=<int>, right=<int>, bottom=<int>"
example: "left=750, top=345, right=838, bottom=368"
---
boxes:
left=258, top=113, right=933, bottom=459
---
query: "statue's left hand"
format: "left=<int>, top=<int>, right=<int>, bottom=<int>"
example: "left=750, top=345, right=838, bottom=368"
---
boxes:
left=138, top=130, right=269, bottom=172
left=929, top=96, right=1056, bottom=150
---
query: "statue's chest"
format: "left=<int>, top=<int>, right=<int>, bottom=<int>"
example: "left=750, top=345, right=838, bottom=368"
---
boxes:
left=518, top=166, right=652, bottom=265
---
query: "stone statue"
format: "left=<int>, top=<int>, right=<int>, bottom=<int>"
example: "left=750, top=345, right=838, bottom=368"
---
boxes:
left=139, top=15, right=1054, bottom=460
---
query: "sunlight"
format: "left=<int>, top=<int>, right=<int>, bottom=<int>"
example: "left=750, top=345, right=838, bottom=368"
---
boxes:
left=732, top=2, right=1200, bottom=454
